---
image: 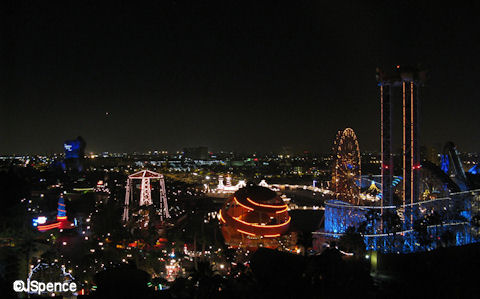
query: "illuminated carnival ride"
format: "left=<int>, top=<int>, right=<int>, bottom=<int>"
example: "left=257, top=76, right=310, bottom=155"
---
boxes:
left=123, top=170, right=170, bottom=227
left=320, top=128, right=480, bottom=253
left=36, top=196, right=75, bottom=232
left=331, top=128, right=362, bottom=205
left=219, top=184, right=290, bottom=249
left=122, top=170, right=170, bottom=250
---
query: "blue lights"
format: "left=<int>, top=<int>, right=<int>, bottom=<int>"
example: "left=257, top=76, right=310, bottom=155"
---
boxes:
left=324, top=200, right=368, bottom=234
left=57, top=197, right=67, bottom=218
left=322, top=190, right=480, bottom=254
left=32, top=216, right=47, bottom=227
left=440, top=154, right=449, bottom=174
left=469, top=165, right=479, bottom=175
left=64, top=140, right=81, bottom=159
left=392, top=177, right=402, bottom=187
left=362, top=224, right=475, bottom=253
left=377, top=176, right=402, bottom=200
left=460, top=210, right=470, bottom=221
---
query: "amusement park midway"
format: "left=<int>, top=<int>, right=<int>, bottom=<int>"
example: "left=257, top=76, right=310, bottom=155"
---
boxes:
left=2, top=67, right=480, bottom=298
left=2, top=110, right=479, bottom=297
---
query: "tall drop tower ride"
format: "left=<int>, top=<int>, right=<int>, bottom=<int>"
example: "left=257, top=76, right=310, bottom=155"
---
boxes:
left=377, top=66, right=427, bottom=228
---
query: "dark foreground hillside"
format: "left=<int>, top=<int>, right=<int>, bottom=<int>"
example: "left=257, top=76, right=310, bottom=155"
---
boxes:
left=373, top=243, right=480, bottom=298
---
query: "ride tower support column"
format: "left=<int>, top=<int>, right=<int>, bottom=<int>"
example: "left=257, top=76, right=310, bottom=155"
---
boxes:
left=380, top=83, right=393, bottom=210
left=403, top=80, right=420, bottom=229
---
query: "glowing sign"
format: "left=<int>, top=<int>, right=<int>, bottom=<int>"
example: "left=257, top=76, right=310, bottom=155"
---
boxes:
left=64, top=140, right=81, bottom=159
left=32, top=216, right=47, bottom=227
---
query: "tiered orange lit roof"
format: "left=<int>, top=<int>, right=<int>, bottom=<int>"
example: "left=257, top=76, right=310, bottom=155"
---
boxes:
left=219, top=184, right=290, bottom=249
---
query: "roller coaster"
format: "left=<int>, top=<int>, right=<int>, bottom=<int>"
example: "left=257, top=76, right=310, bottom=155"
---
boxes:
left=441, top=141, right=469, bottom=191
left=319, top=140, right=480, bottom=253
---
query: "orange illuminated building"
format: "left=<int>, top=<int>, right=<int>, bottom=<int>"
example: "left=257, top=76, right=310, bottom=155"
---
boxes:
left=219, top=184, right=290, bottom=249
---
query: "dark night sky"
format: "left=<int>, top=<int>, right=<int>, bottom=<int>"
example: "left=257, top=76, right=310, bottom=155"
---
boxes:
left=1, top=1, right=479, bottom=154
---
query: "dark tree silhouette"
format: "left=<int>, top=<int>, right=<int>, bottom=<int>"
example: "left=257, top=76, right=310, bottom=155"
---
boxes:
left=382, top=209, right=402, bottom=235
left=338, top=226, right=366, bottom=257
left=413, top=217, right=432, bottom=250
left=440, top=230, right=456, bottom=247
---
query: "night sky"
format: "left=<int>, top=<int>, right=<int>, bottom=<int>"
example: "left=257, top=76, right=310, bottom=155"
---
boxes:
left=2, top=1, right=479, bottom=154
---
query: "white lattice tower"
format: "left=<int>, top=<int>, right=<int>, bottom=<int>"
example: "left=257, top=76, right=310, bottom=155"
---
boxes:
left=139, top=177, right=152, bottom=206
left=122, top=170, right=171, bottom=223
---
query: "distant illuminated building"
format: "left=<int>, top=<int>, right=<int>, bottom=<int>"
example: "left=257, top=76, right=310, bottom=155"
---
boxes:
left=183, top=146, right=209, bottom=160
left=217, top=175, right=246, bottom=192
left=94, top=180, right=111, bottom=194
left=207, top=176, right=246, bottom=198
left=219, top=184, right=290, bottom=250
left=64, top=136, right=86, bottom=172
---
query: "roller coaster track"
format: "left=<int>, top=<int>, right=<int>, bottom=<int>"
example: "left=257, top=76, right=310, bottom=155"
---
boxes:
left=441, top=142, right=468, bottom=191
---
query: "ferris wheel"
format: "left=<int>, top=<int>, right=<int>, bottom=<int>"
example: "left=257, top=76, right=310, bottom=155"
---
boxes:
left=331, top=128, right=362, bottom=205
